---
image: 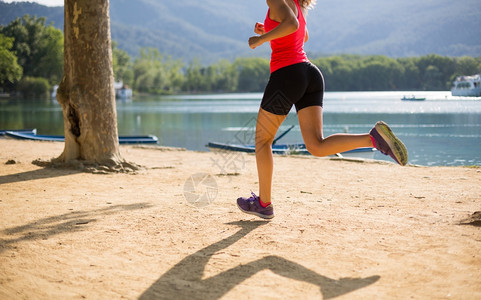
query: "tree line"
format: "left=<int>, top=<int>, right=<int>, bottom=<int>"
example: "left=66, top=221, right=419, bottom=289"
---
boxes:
left=1, top=15, right=481, bottom=98
left=311, top=55, right=481, bottom=91
left=0, top=15, right=63, bottom=98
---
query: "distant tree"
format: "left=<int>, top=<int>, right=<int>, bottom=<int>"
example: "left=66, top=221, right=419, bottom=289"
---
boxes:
left=167, top=58, right=184, bottom=93
left=454, top=56, right=481, bottom=76
left=422, top=65, right=443, bottom=90
left=397, top=57, right=421, bottom=90
left=112, top=41, right=133, bottom=87
left=0, top=34, right=23, bottom=90
left=55, top=0, right=136, bottom=172
left=417, top=54, right=455, bottom=90
left=193, top=62, right=233, bottom=92
left=35, top=25, right=63, bottom=84
left=211, top=59, right=238, bottom=93
left=357, top=56, right=404, bottom=90
left=0, top=15, right=63, bottom=84
left=183, top=58, right=205, bottom=93
left=234, top=57, right=269, bottom=92
left=133, top=48, right=183, bottom=94
left=320, top=56, right=355, bottom=91
left=17, top=76, right=50, bottom=98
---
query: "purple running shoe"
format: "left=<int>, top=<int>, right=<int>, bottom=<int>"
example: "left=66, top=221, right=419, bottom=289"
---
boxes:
left=370, top=121, right=408, bottom=166
left=237, top=192, right=274, bottom=219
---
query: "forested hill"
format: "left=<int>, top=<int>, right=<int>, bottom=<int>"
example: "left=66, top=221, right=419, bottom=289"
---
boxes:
left=1, top=0, right=480, bottom=63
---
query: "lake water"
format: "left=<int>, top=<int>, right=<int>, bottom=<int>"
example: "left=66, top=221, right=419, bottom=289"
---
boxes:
left=1, top=91, right=480, bottom=167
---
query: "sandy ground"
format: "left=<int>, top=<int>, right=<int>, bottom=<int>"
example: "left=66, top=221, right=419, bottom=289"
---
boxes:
left=0, top=139, right=480, bottom=300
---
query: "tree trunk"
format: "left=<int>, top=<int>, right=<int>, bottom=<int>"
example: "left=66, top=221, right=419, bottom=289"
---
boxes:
left=55, top=0, right=135, bottom=172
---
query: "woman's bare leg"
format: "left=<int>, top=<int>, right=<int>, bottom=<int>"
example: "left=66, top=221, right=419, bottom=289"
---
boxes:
left=255, top=108, right=287, bottom=205
left=297, top=106, right=373, bottom=156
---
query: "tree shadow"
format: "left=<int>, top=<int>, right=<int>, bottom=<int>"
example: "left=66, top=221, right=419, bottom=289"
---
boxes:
left=0, top=203, right=152, bottom=253
left=139, top=221, right=380, bottom=299
left=0, top=167, right=81, bottom=185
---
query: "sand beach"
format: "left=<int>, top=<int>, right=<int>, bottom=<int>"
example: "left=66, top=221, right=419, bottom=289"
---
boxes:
left=0, top=139, right=480, bottom=299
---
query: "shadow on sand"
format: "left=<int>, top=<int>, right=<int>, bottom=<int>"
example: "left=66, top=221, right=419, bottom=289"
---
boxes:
left=139, top=220, right=380, bottom=299
left=0, top=166, right=81, bottom=185
left=0, top=203, right=152, bottom=253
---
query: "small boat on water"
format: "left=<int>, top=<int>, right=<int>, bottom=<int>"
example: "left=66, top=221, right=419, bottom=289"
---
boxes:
left=451, top=74, right=481, bottom=97
left=206, top=142, right=377, bottom=160
left=4, top=130, right=158, bottom=144
left=51, top=85, right=59, bottom=100
left=401, top=95, right=426, bottom=101
left=0, top=129, right=37, bottom=136
left=114, top=81, right=133, bottom=100
left=207, top=125, right=376, bottom=159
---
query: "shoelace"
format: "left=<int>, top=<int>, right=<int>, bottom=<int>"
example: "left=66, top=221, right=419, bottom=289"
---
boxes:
left=247, top=191, right=259, bottom=204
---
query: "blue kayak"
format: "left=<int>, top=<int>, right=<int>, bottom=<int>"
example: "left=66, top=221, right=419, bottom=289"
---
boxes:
left=206, top=141, right=376, bottom=159
left=0, top=129, right=37, bottom=136
left=4, top=130, right=158, bottom=144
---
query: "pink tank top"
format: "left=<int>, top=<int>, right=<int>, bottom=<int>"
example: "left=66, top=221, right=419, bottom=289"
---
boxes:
left=264, top=0, right=309, bottom=73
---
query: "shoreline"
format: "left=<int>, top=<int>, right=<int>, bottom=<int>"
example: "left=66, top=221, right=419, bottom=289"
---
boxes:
left=1, top=139, right=480, bottom=299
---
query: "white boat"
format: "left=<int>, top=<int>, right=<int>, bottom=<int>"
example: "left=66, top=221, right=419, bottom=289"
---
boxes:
left=114, top=81, right=133, bottom=100
left=451, top=74, right=481, bottom=97
left=116, top=87, right=133, bottom=99
left=51, top=85, right=59, bottom=100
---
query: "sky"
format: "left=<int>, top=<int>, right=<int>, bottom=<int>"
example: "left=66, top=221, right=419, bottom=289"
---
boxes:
left=3, top=0, right=63, bottom=6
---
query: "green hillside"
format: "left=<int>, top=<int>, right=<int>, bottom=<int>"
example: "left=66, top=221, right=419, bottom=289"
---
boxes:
left=1, top=0, right=480, bottom=62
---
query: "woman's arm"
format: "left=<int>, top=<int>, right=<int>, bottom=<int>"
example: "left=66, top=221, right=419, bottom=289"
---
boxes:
left=249, top=0, right=299, bottom=49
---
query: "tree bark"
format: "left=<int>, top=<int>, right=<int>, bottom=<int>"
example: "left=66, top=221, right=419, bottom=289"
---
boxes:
left=55, top=0, right=135, bottom=172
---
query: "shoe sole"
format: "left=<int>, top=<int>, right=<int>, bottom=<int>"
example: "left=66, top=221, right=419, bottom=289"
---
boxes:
left=236, top=202, right=274, bottom=219
left=375, top=121, right=408, bottom=166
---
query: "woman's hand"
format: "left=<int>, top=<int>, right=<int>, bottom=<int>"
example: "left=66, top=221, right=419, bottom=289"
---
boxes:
left=249, top=22, right=266, bottom=49
left=248, top=35, right=264, bottom=49
left=254, top=22, right=265, bottom=35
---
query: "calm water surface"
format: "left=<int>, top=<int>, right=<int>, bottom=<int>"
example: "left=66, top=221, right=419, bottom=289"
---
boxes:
left=1, top=91, right=480, bottom=166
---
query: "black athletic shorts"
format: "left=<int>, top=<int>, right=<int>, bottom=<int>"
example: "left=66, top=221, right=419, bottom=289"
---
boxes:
left=261, top=62, right=324, bottom=115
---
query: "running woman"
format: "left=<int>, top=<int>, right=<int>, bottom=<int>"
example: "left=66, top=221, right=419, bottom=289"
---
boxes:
left=237, top=0, right=408, bottom=219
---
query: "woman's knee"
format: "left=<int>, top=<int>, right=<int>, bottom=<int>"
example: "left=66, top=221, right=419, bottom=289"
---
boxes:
left=304, top=137, right=331, bottom=156
left=255, top=129, right=275, bottom=147
left=255, top=109, right=286, bottom=146
left=304, top=140, right=320, bottom=156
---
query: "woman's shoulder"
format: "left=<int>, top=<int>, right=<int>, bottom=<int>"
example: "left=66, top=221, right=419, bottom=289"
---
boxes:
left=267, top=0, right=298, bottom=14
left=266, top=0, right=291, bottom=7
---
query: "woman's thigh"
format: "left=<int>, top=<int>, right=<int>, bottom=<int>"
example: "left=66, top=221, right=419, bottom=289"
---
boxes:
left=297, top=105, right=324, bottom=147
